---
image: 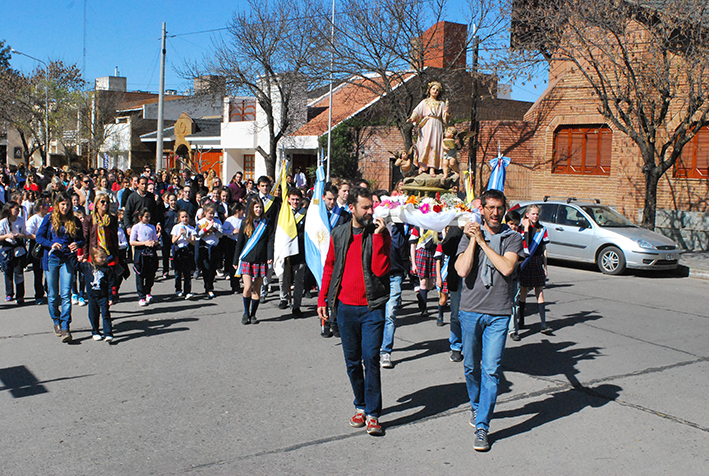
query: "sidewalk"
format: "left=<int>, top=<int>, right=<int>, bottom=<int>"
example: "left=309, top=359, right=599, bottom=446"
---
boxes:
left=679, top=250, right=709, bottom=279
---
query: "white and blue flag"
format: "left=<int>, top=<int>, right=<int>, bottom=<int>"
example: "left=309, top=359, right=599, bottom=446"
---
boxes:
left=304, top=163, right=331, bottom=287
left=488, top=155, right=511, bottom=192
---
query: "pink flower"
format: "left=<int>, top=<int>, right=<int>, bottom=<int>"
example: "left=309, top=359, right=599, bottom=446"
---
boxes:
left=419, top=203, right=430, bottom=214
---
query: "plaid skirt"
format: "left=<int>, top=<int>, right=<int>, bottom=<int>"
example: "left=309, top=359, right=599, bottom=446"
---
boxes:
left=413, top=248, right=436, bottom=279
left=519, top=254, right=546, bottom=288
left=438, top=278, right=448, bottom=294
left=240, top=261, right=267, bottom=278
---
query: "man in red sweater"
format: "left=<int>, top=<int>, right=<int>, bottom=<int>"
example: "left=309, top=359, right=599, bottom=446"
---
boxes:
left=318, top=187, right=391, bottom=436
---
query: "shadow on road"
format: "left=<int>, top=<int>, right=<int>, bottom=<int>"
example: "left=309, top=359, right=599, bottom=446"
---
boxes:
left=517, top=308, right=603, bottom=338
left=0, top=365, right=94, bottom=398
left=382, top=382, right=469, bottom=428
left=393, top=337, right=450, bottom=366
left=492, top=383, right=621, bottom=444
left=110, top=315, right=199, bottom=344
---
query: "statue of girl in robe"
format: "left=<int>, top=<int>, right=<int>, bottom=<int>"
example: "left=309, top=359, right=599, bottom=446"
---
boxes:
left=408, top=81, right=449, bottom=176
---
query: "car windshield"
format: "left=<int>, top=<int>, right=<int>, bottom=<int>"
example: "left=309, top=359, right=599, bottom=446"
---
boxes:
left=581, top=206, right=636, bottom=228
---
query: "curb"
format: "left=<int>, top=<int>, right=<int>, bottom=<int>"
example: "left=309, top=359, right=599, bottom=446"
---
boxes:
left=688, top=267, right=709, bottom=280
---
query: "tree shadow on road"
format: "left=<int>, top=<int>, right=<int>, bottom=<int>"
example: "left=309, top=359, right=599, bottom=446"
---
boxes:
left=491, top=383, right=621, bottom=444
left=382, top=382, right=469, bottom=428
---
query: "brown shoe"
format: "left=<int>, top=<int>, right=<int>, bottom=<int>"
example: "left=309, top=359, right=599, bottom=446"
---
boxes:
left=53, top=324, right=61, bottom=336
left=61, top=329, right=73, bottom=343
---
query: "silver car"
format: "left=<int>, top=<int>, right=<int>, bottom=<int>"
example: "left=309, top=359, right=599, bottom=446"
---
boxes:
left=515, top=198, right=680, bottom=275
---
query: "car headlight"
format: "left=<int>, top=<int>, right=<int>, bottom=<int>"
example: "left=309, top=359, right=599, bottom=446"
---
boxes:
left=637, top=239, right=656, bottom=250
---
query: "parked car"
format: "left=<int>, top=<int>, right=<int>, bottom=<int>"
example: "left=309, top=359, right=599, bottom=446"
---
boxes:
left=514, top=198, right=680, bottom=275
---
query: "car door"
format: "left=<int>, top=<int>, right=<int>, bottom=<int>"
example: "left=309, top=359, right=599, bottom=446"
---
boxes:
left=550, top=205, right=595, bottom=262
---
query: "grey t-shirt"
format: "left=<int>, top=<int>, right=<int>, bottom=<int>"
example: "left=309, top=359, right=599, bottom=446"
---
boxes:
left=456, top=229, right=524, bottom=315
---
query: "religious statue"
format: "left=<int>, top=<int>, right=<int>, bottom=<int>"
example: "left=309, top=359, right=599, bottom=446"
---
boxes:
left=392, top=148, right=417, bottom=177
left=408, top=81, right=449, bottom=176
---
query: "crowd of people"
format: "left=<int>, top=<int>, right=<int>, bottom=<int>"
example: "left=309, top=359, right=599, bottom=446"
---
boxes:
left=0, top=161, right=551, bottom=451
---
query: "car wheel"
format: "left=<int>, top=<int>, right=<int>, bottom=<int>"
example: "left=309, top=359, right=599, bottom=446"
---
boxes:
left=597, top=246, right=626, bottom=275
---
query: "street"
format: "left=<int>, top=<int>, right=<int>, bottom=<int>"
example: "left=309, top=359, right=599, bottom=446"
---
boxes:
left=1, top=264, right=708, bottom=475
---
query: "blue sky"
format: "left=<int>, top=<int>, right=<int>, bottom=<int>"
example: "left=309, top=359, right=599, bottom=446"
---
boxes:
left=3, top=0, right=546, bottom=102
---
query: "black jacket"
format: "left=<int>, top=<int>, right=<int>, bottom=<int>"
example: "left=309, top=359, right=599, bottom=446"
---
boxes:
left=124, top=191, right=164, bottom=229
left=441, top=226, right=463, bottom=292
left=326, top=223, right=390, bottom=315
left=234, top=218, right=274, bottom=264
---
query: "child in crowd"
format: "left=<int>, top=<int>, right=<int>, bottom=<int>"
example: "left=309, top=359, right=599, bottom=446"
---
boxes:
left=234, top=198, right=271, bottom=325
left=80, top=247, right=115, bottom=342
left=71, top=208, right=87, bottom=307
left=434, top=233, right=449, bottom=327
left=0, top=200, right=29, bottom=305
left=197, top=202, right=223, bottom=299
left=115, top=209, right=130, bottom=301
left=171, top=210, right=197, bottom=300
left=409, top=226, right=438, bottom=318
left=222, top=202, right=244, bottom=294
left=518, top=204, right=552, bottom=335
left=26, top=199, right=50, bottom=305
left=161, top=193, right=179, bottom=280
left=505, top=210, right=523, bottom=341
left=130, top=208, right=159, bottom=306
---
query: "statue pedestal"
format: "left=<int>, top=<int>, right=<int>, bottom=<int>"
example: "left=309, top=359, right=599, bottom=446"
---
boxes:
left=401, top=185, right=447, bottom=198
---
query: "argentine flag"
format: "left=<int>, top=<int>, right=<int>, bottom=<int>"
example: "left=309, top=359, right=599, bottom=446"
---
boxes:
left=304, top=164, right=331, bottom=287
left=273, top=159, right=298, bottom=279
left=488, top=155, right=511, bottom=192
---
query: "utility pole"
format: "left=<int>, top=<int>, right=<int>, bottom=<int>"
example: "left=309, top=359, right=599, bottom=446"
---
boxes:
left=468, top=33, right=480, bottom=193
left=156, top=22, right=167, bottom=171
left=326, top=0, right=335, bottom=181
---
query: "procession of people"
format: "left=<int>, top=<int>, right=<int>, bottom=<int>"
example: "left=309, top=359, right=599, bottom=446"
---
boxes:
left=0, top=82, right=552, bottom=452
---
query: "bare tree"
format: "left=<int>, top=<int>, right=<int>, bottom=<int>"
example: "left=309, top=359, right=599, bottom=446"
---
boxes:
left=0, top=57, right=85, bottom=167
left=515, top=0, right=709, bottom=228
left=320, top=0, right=512, bottom=153
left=182, top=0, right=325, bottom=178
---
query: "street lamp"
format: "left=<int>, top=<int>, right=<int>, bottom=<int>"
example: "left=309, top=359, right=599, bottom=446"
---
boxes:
left=11, top=48, right=50, bottom=168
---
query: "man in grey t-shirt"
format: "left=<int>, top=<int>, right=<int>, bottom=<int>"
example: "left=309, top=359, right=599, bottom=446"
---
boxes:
left=455, top=189, right=524, bottom=451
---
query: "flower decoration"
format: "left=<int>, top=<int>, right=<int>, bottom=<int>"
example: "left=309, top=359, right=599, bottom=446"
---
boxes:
left=418, top=202, right=431, bottom=214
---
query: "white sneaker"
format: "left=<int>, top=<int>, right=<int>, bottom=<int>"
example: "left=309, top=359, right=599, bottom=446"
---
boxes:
left=176, top=291, right=184, bottom=297
left=139, top=299, right=148, bottom=307
left=92, top=334, right=103, bottom=341
left=184, top=293, right=194, bottom=300
left=146, top=294, right=153, bottom=303
left=71, top=294, right=79, bottom=305
left=381, top=353, right=393, bottom=368
left=104, top=335, right=114, bottom=342
left=216, top=269, right=225, bottom=278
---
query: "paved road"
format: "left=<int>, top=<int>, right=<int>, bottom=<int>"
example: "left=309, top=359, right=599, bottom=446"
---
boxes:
left=1, top=264, right=708, bottom=475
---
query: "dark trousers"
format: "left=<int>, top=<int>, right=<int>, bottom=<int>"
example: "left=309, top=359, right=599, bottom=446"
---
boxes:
left=161, top=231, right=171, bottom=274
left=173, top=247, right=195, bottom=294
left=3, top=256, right=25, bottom=300
left=88, top=295, right=112, bottom=336
left=336, top=301, right=385, bottom=417
left=28, top=241, right=45, bottom=299
left=198, top=243, right=221, bottom=292
left=133, top=248, right=157, bottom=299
left=221, top=238, right=239, bottom=291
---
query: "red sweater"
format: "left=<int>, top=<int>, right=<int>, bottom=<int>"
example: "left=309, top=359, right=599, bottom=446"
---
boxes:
left=318, top=229, right=390, bottom=308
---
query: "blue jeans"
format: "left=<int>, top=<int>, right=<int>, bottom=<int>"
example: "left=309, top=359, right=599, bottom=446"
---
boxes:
left=449, top=283, right=462, bottom=352
left=337, top=301, right=385, bottom=417
left=458, top=310, right=510, bottom=431
left=46, top=254, right=75, bottom=330
left=381, top=274, right=403, bottom=354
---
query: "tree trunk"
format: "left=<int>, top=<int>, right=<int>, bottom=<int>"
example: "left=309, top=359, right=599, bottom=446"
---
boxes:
left=641, top=168, right=660, bottom=230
